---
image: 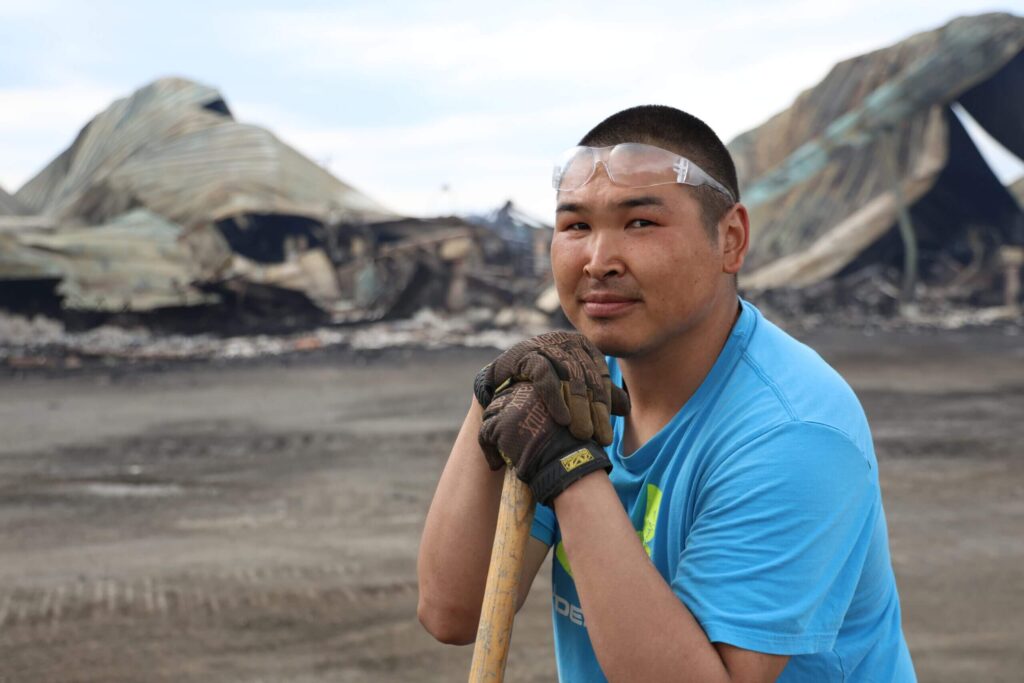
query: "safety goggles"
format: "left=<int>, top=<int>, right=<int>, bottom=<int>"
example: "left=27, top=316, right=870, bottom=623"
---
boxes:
left=552, top=142, right=736, bottom=202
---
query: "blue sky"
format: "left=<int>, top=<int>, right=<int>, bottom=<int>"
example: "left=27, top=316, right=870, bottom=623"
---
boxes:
left=1, top=0, right=1020, bottom=219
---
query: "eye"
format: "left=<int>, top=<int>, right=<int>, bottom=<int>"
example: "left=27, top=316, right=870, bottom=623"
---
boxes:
left=559, top=221, right=590, bottom=232
left=627, top=218, right=655, bottom=229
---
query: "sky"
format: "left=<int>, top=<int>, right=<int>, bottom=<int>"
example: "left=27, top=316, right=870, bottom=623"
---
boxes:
left=0, top=0, right=1021, bottom=220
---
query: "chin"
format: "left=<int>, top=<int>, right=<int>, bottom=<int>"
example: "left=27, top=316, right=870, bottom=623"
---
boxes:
left=569, top=316, right=644, bottom=359
left=593, top=337, right=648, bottom=360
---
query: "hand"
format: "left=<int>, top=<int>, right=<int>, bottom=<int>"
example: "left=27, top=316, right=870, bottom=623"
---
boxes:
left=479, top=381, right=611, bottom=507
left=473, top=332, right=630, bottom=464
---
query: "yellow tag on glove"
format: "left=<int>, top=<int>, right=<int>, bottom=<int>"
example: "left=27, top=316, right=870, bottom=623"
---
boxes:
left=559, top=448, right=594, bottom=473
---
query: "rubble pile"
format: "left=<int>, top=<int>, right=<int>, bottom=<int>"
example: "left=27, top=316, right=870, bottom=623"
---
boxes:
left=0, top=306, right=554, bottom=369
left=0, top=78, right=552, bottom=335
left=745, top=231, right=1024, bottom=332
left=732, top=13, right=1024, bottom=321
left=2, top=13, right=1023, bottom=365
left=747, top=281, right=1024, bottom=333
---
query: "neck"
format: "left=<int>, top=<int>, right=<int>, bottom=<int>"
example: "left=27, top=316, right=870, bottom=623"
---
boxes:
left=618, top=293, right=741, bottom=453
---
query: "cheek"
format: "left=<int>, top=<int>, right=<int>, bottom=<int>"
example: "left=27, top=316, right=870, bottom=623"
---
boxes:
left=550, top=237, right=584, bottom=290
left=637, top=243, right=710, bottom=311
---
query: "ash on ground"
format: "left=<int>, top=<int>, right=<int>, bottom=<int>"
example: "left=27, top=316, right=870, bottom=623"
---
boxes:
left=0, top=307, right=554, bottom=372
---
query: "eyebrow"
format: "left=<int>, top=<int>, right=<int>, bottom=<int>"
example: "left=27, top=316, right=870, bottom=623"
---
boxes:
left=619, top=195, right=665, bottom=209
left=556, top=195, right=666, bottom=213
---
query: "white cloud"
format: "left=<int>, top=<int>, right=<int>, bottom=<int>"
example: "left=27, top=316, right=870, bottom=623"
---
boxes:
left=233, top=0, right=961, bottom=92
left=231, top=98, right=634, bottom=217
left=242, top=109, right=555, bottom=216
left=0, top=0, right=59, bottom=17
left=0, top=83, right=119, bottom=131
left=0, top=0, right=1013, bottom=213
left=235, top=8, right=719, bottom=88
left=0, top=83, right=121, bottom=191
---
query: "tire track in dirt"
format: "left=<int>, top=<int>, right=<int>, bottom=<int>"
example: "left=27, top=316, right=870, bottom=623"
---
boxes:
left=0, top=570, right=417, bottom=634
left=0, top=365, right=471, bottom=681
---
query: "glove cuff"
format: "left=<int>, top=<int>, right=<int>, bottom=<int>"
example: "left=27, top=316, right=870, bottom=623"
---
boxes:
left=528, top=442, right=611, bottom=507
left=473, top=365, right=494, bottom=408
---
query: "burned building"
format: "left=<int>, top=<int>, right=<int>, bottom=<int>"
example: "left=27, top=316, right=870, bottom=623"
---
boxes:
left=467, top=200, right=553, bottom=279
left=1, top=78, right=506, bottom=329
left=732, top=12, right=1024, bottom=317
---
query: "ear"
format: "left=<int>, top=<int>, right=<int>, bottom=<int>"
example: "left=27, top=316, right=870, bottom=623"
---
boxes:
left=719, top=204, right=749, bottom=275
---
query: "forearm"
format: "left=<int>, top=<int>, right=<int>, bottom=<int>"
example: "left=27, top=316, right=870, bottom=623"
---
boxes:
left=554, top=473, right=730, bottom=683
left=417, top=398, right=505, bottom=643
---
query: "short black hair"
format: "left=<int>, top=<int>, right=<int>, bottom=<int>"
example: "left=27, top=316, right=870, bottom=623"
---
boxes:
left=579, top=105, right=739, bottom=234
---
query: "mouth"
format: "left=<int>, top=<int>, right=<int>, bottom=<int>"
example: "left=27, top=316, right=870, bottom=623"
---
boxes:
left=579, top=294, right=640, bottom=318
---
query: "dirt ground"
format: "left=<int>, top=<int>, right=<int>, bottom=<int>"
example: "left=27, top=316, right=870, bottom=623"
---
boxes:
left=1, top=326, right=1022, bottom=682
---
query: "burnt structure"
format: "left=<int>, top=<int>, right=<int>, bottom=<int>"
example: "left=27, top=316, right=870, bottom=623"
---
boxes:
left=732, top=13, right=1024, bottom=315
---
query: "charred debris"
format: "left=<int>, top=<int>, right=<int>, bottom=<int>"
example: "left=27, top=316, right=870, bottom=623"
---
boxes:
left=3, top=12, right=1024, bottom=366
left=0, top=78, right=552, bottom=368
left=0, top=78, right=554, bottom=341
left=531, top=13, right=1024, bottom=331
left=732, top=12, right=1024, bottom=328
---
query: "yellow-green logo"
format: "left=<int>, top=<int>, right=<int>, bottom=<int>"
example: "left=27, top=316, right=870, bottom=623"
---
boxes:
left=638, top=484, right=663, bottom=558
left=560, top=448, right=594, bottom=473
left=554, top=483, right=663, bottom=580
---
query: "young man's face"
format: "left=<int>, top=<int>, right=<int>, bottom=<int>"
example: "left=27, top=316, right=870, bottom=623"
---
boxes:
left=551, top=166, right=740, bottom=359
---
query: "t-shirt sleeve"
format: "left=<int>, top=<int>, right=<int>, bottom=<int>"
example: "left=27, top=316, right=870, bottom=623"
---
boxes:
left=530, top=501, right=556, bottom=547
left=672, top=421, right=878, bottom=655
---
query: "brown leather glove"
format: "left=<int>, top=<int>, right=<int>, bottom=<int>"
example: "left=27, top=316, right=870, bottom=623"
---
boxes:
left=473, top=332, right=630, bottom=469
left=479, top=381, right=611, bottom=507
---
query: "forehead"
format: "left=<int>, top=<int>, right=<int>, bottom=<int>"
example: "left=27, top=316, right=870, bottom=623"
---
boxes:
left=555, top=173, right=699, bottom=216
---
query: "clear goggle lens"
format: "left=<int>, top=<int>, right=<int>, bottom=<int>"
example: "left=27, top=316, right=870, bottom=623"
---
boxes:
left=552, top=143, right=735, bottom=203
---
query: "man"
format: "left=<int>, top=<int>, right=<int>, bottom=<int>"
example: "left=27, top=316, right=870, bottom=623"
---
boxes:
left=418, top=105, right=916, bottom=681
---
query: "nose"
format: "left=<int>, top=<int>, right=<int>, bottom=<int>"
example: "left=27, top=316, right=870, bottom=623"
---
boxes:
left=583, top=229, right=624, bottom=280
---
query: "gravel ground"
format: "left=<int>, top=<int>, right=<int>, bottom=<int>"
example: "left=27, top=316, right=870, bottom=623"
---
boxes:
left=0, top=326, right=1022, bottom=682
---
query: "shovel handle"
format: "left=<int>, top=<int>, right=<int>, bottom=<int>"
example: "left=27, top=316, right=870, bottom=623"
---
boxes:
left=468, top=468, right=536, bottom=682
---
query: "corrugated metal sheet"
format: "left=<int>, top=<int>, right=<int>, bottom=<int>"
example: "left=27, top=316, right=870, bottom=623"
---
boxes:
left=731, top=12, right=1024, bottom=290
left=0, top=209, right=214, bottom=311
left=14, top=77, right=397, bottom=228
left=1, top=78, right=538, bottom=320
left=0, top=187, right=28, bottom=216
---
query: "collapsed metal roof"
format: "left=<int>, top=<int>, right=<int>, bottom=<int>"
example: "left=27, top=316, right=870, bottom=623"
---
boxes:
left=1, top=78, right=502, bottom=323
left=0, top=187, right=28, bottom=216
left=0, top=209, right=213, bottom=311
left=14, top=77, right=397, bottom=228
left=731, top=12, right=1024, bottom=291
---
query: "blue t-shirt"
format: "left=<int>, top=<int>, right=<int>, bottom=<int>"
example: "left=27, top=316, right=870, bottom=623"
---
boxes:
left=531, top=299, right=916, bottom=681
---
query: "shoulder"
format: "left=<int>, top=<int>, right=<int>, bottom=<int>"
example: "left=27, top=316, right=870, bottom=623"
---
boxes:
left=717, top=302, right=874, bottom=459
left=694, top=419, right=877, bottom=534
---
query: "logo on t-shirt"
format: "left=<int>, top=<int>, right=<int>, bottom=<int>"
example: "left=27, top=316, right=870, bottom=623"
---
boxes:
left=553, top=483, right=663, bottom=580
left=550, top=484, right=664, bottom=631
left=553, top=592, right=585, bottom=626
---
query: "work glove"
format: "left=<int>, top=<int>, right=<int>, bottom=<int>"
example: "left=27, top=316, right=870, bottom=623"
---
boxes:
left=479, top=381, right=611, bottom=507
left=473, top=331, right=630, bottom=470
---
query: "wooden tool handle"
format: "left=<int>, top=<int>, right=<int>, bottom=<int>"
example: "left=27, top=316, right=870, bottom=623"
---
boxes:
left=468, top=468, right=536, bottom=682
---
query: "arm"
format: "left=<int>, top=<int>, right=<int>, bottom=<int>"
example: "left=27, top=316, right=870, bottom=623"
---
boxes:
left=417, top=398, right=549, bottom=645
left=554, top=473, right=789, bottom=683
left=418, top=331, right=625, bottom=645
left=555, top=422, right=878, bottom=681
left=471, top=383, right=782, bottom=679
